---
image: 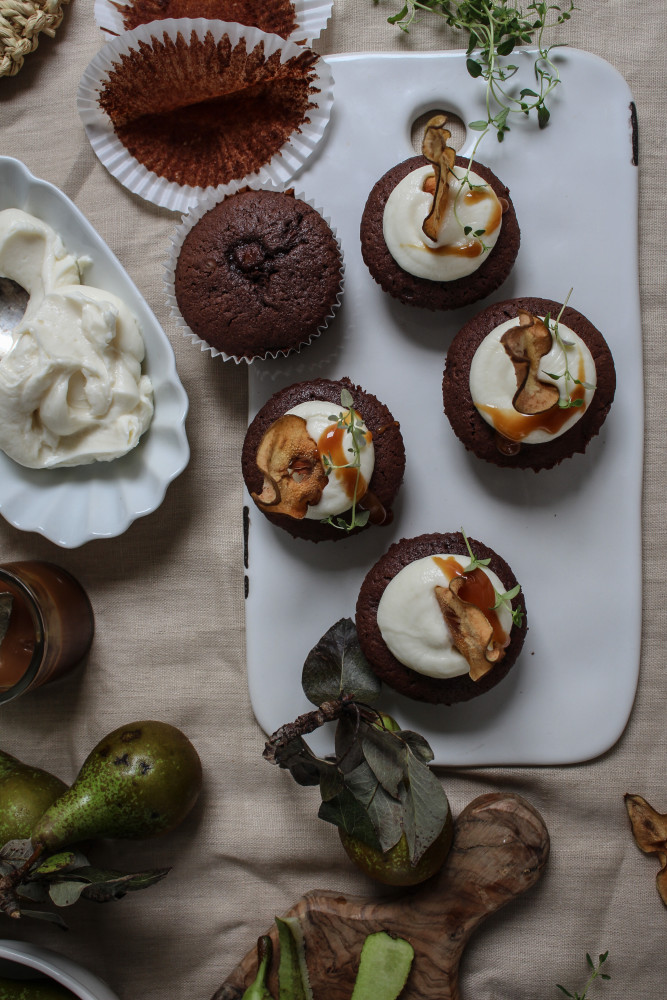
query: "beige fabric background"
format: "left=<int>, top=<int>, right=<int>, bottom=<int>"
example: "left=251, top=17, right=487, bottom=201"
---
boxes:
left=0, top=1, right=665, bottom=997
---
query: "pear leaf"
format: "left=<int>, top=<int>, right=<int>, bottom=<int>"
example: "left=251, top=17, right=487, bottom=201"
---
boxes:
left=318, top=765, right=345, bottom=803
left=400, top=752, right=450, bottom=864
left=302, top=618, right=381, bottom=706
left=15, top=881, right=50, bottom=903
left=345, top=761, right=404, bottom=853
left=17, top=907, right=68, bottom=929
left=0, top=592, right=13, bottom=648
left=0, top=838, right=33, bottom=862
left=361, top=728, right=406, bottom=798
left=32, top=850, right=89, bottom=877
left=334, top=711, right=365, bottom=775
left=270, top=735, right=339, bottom=788
left=78, top=867, right=171, bottom=901
left=399, top=730, right=435, bottom=764
left=318, top=788, right=382, bottom=851
left=49, top=880, right=89, bottom=907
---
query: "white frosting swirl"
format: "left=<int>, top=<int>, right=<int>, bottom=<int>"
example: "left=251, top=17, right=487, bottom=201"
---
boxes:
left=377, top=554, right=513, bottom=679
left=0, top=209, right=153, bottom=469
left=383, top=164, right=502, bottom=281
left=469, top=316, right=597, bottom=444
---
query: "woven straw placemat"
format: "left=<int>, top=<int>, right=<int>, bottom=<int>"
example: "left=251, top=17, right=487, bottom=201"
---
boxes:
left=0, top=0, right=69, bottom=77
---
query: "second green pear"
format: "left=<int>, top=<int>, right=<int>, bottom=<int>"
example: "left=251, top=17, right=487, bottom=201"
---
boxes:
left=31, top=720, right=202, bottom=853
left=0, top=749, right=68, bottom=845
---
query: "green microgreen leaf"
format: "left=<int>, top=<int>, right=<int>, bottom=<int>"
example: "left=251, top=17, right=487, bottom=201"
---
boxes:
left=320, top=391, right=372, bottom=534
left=556, top=950, right=611, bottom=999
left=460, top=527, right=491, bottom=572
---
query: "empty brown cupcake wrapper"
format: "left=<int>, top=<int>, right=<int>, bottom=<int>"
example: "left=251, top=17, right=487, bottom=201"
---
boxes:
left=77, top=18, right=334, bottom=212
left=94, top=0, right=332, bottom=44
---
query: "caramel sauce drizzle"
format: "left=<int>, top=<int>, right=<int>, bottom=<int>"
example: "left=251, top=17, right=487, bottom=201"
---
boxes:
left=317, top=416, right=369, bottom=502
left=479, top=355, right=589, bottom=444
left=432, top=556, right=508, bottom=647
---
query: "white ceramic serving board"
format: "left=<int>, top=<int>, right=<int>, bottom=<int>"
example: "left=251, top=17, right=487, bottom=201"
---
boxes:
left=244, top=49, right=641, bottom=766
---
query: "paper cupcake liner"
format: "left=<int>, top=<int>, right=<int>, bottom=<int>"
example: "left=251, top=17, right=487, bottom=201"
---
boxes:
left=77, top=18, right=334, bottom=213
left=164, top=179, right=345, bottom=364
left=94, top=0, right=332, bottom=44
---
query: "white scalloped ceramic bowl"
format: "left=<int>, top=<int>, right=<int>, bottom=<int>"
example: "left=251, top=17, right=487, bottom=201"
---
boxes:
left=0, top=157, right=190, bottom=548
left=0, top=939, right=119, bottom=999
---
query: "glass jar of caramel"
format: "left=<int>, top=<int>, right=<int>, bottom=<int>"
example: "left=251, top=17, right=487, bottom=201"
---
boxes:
left=0, top=562, right=94, bottom=704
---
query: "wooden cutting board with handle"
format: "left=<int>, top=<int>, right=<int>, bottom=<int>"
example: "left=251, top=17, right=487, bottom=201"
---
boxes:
left=213, top=792, right=549, bottom=1000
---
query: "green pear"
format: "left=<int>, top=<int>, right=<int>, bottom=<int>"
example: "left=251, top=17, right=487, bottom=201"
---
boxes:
left=0, top=978, right=76, bottom=999
left=30, top=721, right=202, bottom=854
left=0, top=749, right=68, bottom=845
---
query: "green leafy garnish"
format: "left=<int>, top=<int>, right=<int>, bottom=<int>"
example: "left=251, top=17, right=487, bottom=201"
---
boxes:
left=543, top=290, right=596, bottom=409
left=377, top=0, right=576, bottom=146
left=321, top=390, right=372, bottom=533
left=461, top=527, right=523, bottom=624
left=491, top=583, right=524, bottom=626
left=556, top=951, right=611, bottom=999
left=461, top=526, right=491, bottom=572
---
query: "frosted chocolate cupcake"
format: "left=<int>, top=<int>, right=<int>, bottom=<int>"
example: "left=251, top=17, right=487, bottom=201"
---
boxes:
left=360, top=116, right=520, bottom=311
left=355, top=532, right=527, bottom=704
left=242, top=378, right=405, bottom=541
left=173, top=188, right=343, bottom=361
left=442, top=296, right=616, bottom=471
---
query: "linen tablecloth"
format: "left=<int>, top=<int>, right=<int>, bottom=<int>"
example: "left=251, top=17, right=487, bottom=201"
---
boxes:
left=0, top=1, right=665, bottom=996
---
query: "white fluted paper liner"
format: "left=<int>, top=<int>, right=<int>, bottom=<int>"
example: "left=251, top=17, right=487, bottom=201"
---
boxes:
left=164, top=179, right=345, bottom=363
left=94, top=0, right=332, bottom=44
left=77, top=18, right=334, bottom=213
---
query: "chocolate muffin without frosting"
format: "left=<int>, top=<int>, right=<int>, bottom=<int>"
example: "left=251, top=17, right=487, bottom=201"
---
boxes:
left=242, top=378, right=405, bottom=541
left=360, top=154, right=520, bottom=311
left=442, top=297, right=616, bottom=471
left=174, top=189, right=343, bottom=360
left=355, top=532, right=527, bottom=704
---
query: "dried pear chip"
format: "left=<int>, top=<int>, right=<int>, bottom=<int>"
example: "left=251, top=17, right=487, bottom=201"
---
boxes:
left=500, top=310, right=560, bottom=415
left=252, top=414, right=327, bottom=518
left=421, top=115, right=457, bottom=243
left=625, top=793, right=667, bottom=906
left=435, top=576, right=505, bottom=682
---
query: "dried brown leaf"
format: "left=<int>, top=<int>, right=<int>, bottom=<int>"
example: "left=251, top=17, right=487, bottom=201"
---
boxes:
left=625, top=793, right=667, bottom=906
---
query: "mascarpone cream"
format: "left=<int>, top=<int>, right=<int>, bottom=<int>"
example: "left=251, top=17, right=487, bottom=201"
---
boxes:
left=376, top=554, right=513, bottom=679
left=469, top=316, right=597, bottom=444
left=286, top=399, right=374, bottom=520
left=0, top=209, right=153, bottom=469
left=383, top=164, right=502, bottom=282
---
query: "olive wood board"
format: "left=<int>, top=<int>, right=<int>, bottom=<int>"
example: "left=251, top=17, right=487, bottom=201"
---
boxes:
left=244, top=49, right=642, bottom=765
left=213, top=792, right=550, bottom=1000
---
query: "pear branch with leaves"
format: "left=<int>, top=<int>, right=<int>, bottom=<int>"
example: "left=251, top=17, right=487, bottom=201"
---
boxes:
left=264, top=619, right=453, bottom=883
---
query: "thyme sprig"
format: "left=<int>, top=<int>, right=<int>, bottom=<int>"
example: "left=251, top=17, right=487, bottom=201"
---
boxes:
left=377, top=0, right=576, bottom=146
left=543, top=289, right=595, bottom=410
left=460, top=528, right=524, bottom=626
left=321, top=389, right=371, bottom=533
left=556, top=951, right=611, bottom=999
